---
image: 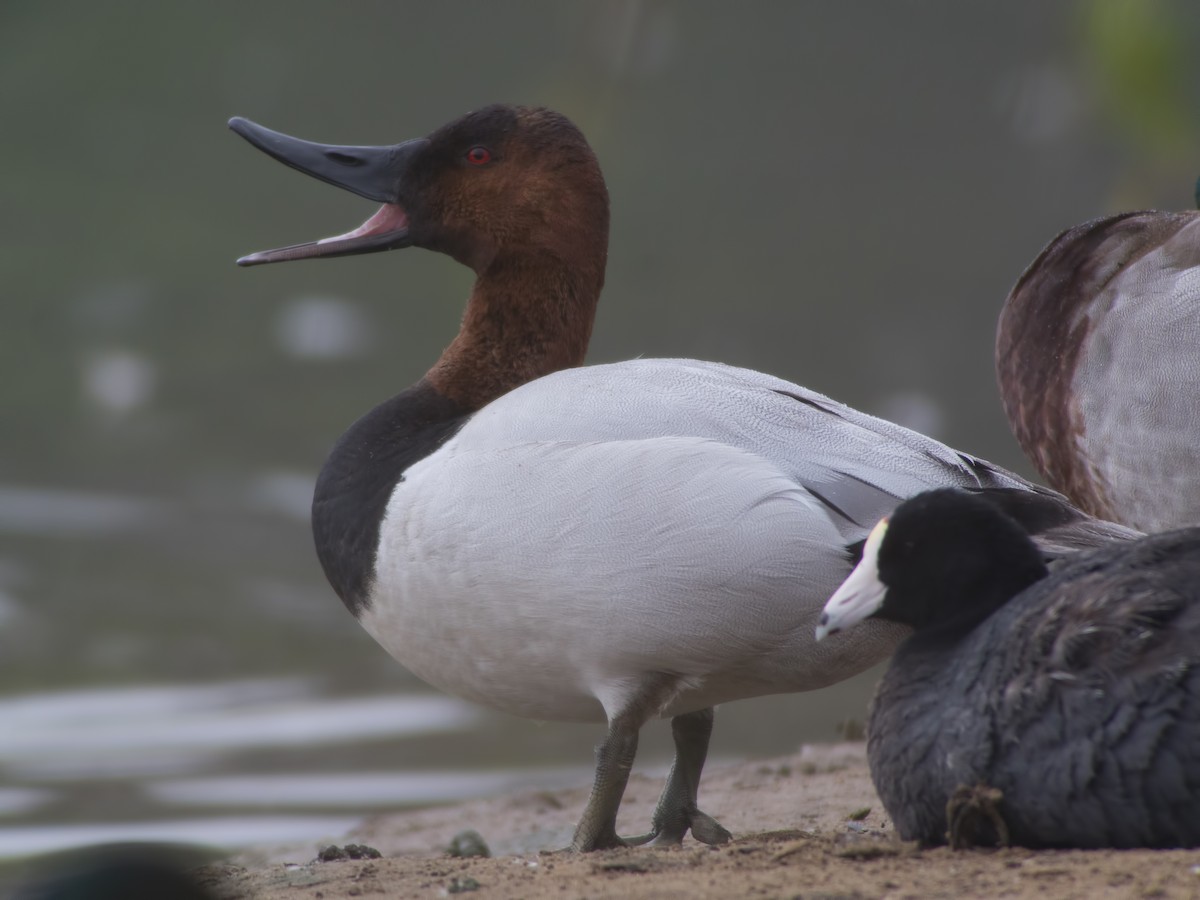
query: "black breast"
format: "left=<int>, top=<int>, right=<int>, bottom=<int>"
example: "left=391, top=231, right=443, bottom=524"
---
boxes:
left=311, top=380, right=468, bottom=617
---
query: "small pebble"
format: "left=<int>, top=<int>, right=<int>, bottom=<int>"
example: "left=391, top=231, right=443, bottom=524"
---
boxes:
left=317, top=846, right=346, bottom=863
left=448, top=830, right=491, bottom=858
left=317, top=843, right=381, bottom=862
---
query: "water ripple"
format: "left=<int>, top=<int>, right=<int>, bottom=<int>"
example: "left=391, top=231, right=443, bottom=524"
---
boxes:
left=0, top=816, right=361, bottom=858
left=0, top=680, right=479, bottom=780
left=148, top=767, right=589, bottom=809
left=0, top=485, right=166, bottom=537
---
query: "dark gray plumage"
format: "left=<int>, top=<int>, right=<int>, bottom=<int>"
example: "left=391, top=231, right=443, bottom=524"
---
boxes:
left=817, top=489, right=1200, bottom=849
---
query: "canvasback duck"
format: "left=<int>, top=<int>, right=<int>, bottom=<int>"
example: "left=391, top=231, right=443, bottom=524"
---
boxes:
left=229, top=105, right=1136, bottom=851
left=817, top=488, right=1200, bottom=849
left=996, top=205, right=1200, bottom=531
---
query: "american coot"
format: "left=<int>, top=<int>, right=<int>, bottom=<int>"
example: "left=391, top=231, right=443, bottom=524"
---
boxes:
left=997, top=206, right=1200, bottom=532
left=229, top=105, right=1137, bottom=851
left=817, top=488, right=1200, bottom=849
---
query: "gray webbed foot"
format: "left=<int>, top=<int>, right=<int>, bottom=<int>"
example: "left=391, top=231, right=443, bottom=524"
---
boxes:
left=625, top=707, right=731, bottom=847
left=568, top=692, right=731, bottom=851
left=625, top=806, right=732, bottom=847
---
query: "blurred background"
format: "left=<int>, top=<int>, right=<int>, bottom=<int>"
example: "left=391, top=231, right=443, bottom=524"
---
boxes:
left=2, top=0, right=1198, bottom=860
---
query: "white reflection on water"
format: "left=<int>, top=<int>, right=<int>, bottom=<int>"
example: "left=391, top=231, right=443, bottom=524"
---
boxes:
left=81, top=349, right=157, bottom=415
left=0, top=679, right=479, bottom=780
left=274, top=295, right=372, bottom=360
left=247, top=471, right=316, bottom=521
left=0, top=788, right=53, bottom=817
left=148, top=767, right=589, bottom=809
left=0, top=485, right=166, bottom=537
left=875, top=390, right=945, bottom=442
left=0, top=816, right=361, bottom=858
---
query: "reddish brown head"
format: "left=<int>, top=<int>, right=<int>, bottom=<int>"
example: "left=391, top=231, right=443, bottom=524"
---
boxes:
left=404, top=106, right=609, bottom=277
left=231, top=105, right=610, bottom=410
left=230, top=105, right=608, bottom=274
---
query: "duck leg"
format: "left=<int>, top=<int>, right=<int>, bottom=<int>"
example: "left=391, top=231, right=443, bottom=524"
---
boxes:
left=570, top=707, right=643, bottom=851
left=625, top=707, right=732, bottom=847
left=571, top=674, right=687, bottom=852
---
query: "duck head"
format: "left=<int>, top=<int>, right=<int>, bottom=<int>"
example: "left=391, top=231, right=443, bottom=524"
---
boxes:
left=232, top=105, right=612, bottom=409
left=230, top=105, right=609, bottom=277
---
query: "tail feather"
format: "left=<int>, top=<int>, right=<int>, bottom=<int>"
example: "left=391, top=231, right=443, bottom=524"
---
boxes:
left=964, top=487, right=1141, bottom=562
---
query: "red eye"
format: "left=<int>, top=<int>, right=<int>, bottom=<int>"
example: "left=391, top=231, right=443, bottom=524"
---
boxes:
left=466, top=146, right=492, bottom=166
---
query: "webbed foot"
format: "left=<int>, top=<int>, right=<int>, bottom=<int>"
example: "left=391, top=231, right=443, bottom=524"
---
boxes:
left=625, top=807, right=732, bottom=847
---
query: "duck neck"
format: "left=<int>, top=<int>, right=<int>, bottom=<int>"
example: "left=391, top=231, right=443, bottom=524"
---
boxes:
left=425, top=249, right=604, bottom=411
left=313, top=246, right=604, bottom=617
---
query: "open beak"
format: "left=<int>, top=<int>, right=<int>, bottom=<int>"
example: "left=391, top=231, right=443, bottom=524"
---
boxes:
left=229, top=117, right=426, bottom=266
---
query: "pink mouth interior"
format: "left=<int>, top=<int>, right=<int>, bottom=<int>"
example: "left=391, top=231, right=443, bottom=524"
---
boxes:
left=238, top=201, right=412, bottom=266
left=318, top=203, right=410, bottom=245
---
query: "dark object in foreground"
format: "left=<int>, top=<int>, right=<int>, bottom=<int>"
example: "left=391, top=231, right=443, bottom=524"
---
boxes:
left=817, top=488, right=1200, bottom=849
left=12, top=843, right=214, bottom=900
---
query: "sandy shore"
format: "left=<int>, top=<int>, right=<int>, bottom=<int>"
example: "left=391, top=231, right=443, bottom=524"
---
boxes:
left=197, top=743, right=1200, bottom=899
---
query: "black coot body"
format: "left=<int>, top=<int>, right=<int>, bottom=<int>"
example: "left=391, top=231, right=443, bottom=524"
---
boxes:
left=818, top=488, right=1200, bottom=849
